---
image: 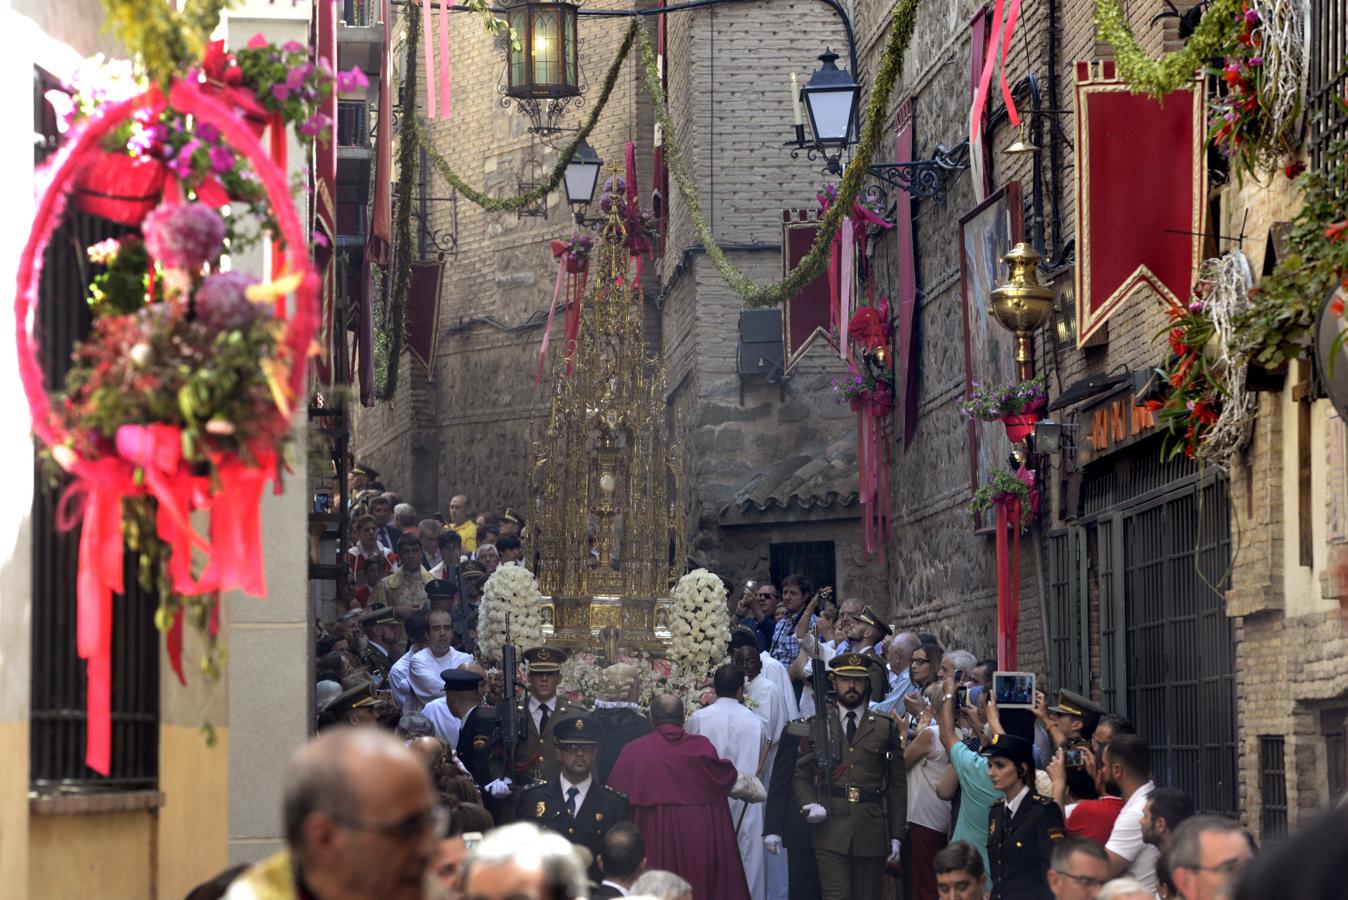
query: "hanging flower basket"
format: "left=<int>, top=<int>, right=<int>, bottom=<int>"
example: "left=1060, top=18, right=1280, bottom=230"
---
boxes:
left=72, top=149, right=168, bottom=225
left=1001, top=412, right=1041, bottom=444
left=17, top=78, right=319, bottom=776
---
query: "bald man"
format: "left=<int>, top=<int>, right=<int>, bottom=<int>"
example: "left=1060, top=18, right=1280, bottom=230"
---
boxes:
left=447, top=494, right=477, bottom=553
left=225, top=728, right=440, bottom=900
left=871, top=631, right=920, bottom=715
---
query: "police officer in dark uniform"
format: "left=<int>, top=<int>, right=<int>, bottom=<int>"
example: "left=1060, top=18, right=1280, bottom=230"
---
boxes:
left=793, top=651, right=906, bottom=900
left=983, top=733, right=1065, bottom=900
left=1045, top=689, right=1105, bottom=745
left=517, top=714, right=630, bottom=883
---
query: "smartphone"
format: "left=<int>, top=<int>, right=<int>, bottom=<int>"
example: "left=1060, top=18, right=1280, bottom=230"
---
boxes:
left=992, top=671, right=1036, bottom=709
left=955, top=685, right=969, bottom=708
left=1064, top=747, right=1086, bottom=769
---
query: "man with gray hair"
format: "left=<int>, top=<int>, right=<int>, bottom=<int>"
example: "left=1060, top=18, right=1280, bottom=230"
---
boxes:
left=1168, top=815, right=1254, bottom=900
left=630, top=869, right=694, bottom=900
left=940, top=649, right=978, bottom=684
left=460, top=821, right=588, bottom=900
left=225, top=728, right=440, bottom=900
left=871, top=631, right=920, bottom=714
left=393, top=502, right=418, bottom=534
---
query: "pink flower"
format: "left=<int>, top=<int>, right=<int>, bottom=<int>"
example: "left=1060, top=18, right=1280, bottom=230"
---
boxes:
left=282, top=40, right=306, bottom=54
left=336, top=65, right=369, bottom=92
left=1244, top=8, right=1258, bottom=23
left=300, top=112, right=331, bottom=137
left=271, top=83, right=292, bottom=102
left=142, top=203, right=226, bottom=272
left=285, top=63, right=313, bottom=91
left=208, top=145, right=235, bottom=174
left=1248, top=56, right=1263, bottom=66
left=195, top=270, right=263, bottom=332
left=312, top=230, right=330, bottom=249
left=196, top=122, right=220, bottom=143
left=167, top=138, right=201, bottom=178
left=247, top=33, right=269, bottom=49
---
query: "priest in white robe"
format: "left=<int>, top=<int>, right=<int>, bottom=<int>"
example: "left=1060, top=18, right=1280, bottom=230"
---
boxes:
left=406, top=608, right=474, bottom=711
left=734, top=644, right=791, bottom=900
left=685, top=663, right=769, bottom=900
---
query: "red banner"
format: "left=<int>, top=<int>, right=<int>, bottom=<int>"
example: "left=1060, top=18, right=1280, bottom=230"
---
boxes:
left=782, top=210, right=835, bottom=372
left=407, top=260, right=444, bottom=374
left=1074, top=60, right=1205, bottom=345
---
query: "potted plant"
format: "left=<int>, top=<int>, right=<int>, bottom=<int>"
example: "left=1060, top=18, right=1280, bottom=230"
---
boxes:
left=960, top=377, right=1047, bottom=443
left=971, top=467, right=1037, bottom=531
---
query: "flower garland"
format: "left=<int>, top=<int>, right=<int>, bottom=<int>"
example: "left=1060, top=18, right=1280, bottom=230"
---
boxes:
left=475, top=564, right=546, bottom=664
left=1208, top=1, right=1306, bottom=178
left=666, top=569, right=731, bottom=693
left=960, top=378, right=1047, bottom=421
left=637, top=0, right=919, bottom=308
left=408, top=19, right=639, bottom=214
left=1238, top=132, right=1348, bottom=369
left=1094, top=0, right=1243, bottom=97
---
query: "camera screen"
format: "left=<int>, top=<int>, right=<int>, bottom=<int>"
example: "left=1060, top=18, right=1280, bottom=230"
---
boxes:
left=993, top=671, right=1035, bottom=708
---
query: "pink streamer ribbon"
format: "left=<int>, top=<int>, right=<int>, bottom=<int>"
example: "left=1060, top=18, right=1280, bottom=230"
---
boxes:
left=840, top=216, right=855, bottom=362
left=538, top=248, right=569, bottom=384
left=439, top=0, right=453, bottom=119
left=422, top=0, right=437, bottom=117
left=969, top=0, right=1006, bottom=200
left=999, top=0, right=1023, bottom=127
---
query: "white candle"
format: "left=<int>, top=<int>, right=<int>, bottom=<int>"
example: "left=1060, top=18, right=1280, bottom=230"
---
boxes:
left=790, top=72, right=804, bottom=127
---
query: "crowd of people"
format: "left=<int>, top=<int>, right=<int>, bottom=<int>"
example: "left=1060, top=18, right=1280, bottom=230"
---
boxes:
left=196, top=464, right=1333, bottom=899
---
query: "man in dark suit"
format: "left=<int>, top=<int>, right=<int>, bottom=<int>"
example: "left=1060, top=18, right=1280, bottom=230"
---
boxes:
left=592, top=663, right=653, bottom=783
left=593, top=821, right=645, bottom=898
left=765, top=727, right=822, bottom=900
left=517, top=714, right=631, bottom=884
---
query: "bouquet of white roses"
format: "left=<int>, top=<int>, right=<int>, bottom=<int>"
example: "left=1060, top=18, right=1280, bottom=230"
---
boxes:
left=476, top=564, right=545, bottom=665
left=667, top=569, right=731, bottom=695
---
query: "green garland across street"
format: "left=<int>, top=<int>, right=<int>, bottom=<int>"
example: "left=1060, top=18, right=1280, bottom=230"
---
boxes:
left=1093, top=0, right=1241, bottom=97
left=410, top=19, right=640, bottom=214
left=409, top=0, right=921, bottom=308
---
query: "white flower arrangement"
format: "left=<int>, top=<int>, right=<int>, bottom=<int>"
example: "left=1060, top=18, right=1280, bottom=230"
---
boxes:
left=476, top=564, right=545, bottom=664
left=666, top=568, right=730, bottom=694
left=559, top=651, right=671, bottom=707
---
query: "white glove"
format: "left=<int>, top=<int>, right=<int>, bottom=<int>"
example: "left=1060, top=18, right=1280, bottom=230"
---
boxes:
left=763, top=835, right=782, bottom=855
left=485, top=778, right=513, bottom=798
left=802, top=803, right=827, bottom=824
left=887, top=838, right=902, bottom=864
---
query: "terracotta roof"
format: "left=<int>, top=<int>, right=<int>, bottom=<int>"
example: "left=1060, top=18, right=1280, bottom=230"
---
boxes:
left=724, top=433, right=859, bottom=517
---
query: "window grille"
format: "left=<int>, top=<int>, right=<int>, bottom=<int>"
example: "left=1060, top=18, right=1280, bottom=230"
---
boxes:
left=1308, top=0, right=1348, bottom=175
left=1259, top=736, right=1289, bottom=841
left=29, top=66, right=160, bottom=793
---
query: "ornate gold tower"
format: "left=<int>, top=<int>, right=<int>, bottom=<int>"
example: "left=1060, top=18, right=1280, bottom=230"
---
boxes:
left=531, top=199, right=685, bottom=652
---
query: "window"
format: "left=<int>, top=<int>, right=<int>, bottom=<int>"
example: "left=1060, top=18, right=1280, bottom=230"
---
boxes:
left=769, top=541, right=836, bottom=601
left=28, top=67, right=159, bottom=793
left=1322, top=708, right=1347, bottom=803
left=1259, top=736, right=1288, bottom=841
left=1308, top=0, right=1348, bottom=175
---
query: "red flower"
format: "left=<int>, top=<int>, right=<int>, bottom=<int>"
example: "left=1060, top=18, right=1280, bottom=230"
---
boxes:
left=1325, top=221, right=1348, bottom=242
left=1284, top=159, right=1306, bottom=179
left=1331, top=297, right=1345, bottom=317
left=203, top=40, right=233, bottom=82
left=1168, top=328, right=1188, bottom=356
left=847, top=305, right=889, bottom=352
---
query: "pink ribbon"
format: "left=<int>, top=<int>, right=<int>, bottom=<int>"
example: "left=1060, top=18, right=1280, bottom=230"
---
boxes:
left=439, top=0, right=453, bottom=119
left=840, top=217, right=855, bottom=362
left=422, top=0, right=437, bottom=117
left=999, top=0, right=1023, bottom=128
left=538, top=245, right=570, bottom=384
left=969, top=0, right=1006, bottom=201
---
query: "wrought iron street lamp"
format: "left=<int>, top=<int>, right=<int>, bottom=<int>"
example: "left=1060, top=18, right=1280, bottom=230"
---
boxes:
left=788, top=48, right=859, bottom=175
left=563, top=139, right=603, bottom=211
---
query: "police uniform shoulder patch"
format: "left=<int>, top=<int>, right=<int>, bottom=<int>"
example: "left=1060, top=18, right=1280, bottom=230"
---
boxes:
left=992, top=797, right=1007, bottom=806
left=1047, top=828, right=1065, bottom=841
left=1031, top=793, right=1053, bottom=805
left=536, top=800, right=547, bottom=817
left=603, top=784, right=628, bottom=801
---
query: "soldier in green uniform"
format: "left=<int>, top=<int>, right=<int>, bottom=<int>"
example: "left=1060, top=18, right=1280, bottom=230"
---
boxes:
left=983, top=733, right=1066, bottom=900
left=793, top=651, right=906, bottom=900
left=516, top=713, right=631, bottom=883
left=513, top=646, right=576, bottom=783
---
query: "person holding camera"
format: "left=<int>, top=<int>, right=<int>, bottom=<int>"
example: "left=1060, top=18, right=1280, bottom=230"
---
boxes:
left=1047, top=743, right=1122, bottom=848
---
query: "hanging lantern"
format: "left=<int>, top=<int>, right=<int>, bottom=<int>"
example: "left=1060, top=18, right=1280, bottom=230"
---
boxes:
left=505, top=1, right=580, bottom=101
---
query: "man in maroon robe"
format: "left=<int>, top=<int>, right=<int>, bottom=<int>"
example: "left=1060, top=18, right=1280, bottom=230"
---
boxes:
left=607, top=694, right=752, bottom=900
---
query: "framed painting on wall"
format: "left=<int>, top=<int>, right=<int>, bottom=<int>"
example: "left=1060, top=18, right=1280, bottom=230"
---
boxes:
left=959, top=181, right=1023, bottom=531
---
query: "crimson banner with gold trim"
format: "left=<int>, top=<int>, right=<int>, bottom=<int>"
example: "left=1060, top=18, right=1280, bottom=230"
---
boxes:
left=1074, top=60, right=1205, bottom=345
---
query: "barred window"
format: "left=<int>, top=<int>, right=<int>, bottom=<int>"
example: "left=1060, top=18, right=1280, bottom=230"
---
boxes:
left=28, top=66, right=160, bottom=793
left=1308, top=0, right=1348, bottom=175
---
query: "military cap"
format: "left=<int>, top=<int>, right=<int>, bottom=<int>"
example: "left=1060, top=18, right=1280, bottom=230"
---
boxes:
left=553, top=713, right=600, bottom=745
left=1047, top=688, right=1104, bottom=720
left=523, top=646, right=567, bottom=673
left=442, top=669, right=484, bottom=692
left=828, top=651, right=872, bottom=677
left=350, top=463, right=379, bottom=478
left=356, top=601, right=396, bottom=625
left=459, top=559, right=488, bottom=580
left=981, top=732, right=1034, bottom=768
left=425, top=579, right=458, bottom=599
left=325, top=681, right=379, bottom=715
left=857, top=605, right=893, bottom=638
left=501, top=508, right=525, bottom=526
